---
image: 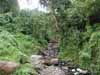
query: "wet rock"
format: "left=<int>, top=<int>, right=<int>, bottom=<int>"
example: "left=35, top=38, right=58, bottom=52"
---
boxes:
left=70, top=68, right=90, bottom=75
left=39, top=40, right=59, bottom=59
left=50, top=58, right=59, bottom=65
left=40, top=48, right=59, bottom=59
left=47, top=41, right=59, bottom=58
left=30, top=55, right=45, bottom=69
left=42, top=58, right=59, bottom=66
left=0, top=60, right=19, bottom=74
left=40, top=66, right=65, bottom=75
left=76, top=68, right=88, bottom=74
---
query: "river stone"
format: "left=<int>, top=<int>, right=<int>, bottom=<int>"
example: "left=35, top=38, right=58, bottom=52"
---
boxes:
left=40, top=66, right=65, bottom=75
left=30, top=55, right=44, bottom=69
left=0, top=60, right=19, bottom=74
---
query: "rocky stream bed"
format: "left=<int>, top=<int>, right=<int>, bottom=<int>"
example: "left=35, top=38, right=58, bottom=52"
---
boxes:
left=30, top=40, right=91, bottom=75
left=0, top=40, right=91, bottom=75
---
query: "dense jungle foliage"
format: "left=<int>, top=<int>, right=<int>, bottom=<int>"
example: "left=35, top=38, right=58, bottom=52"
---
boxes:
left=0, top=0, right=100, bottom=75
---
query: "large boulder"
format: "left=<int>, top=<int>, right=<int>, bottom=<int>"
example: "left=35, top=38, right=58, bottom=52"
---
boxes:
left=0, top=61, right=19, bottom=74
left=40, top=66, right=65, bottom=75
